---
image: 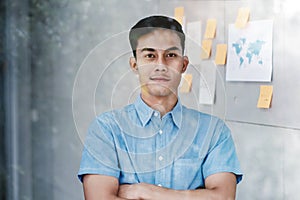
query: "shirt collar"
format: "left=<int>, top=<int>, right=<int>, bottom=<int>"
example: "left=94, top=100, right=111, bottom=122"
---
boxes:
left=134, top=95, right=182, bottom=128
left=170, top=99, right=182, bottom=128
left=134, top=95, right=154, bottom=127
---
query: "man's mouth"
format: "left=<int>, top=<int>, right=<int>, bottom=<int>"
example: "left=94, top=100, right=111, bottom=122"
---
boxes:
left=150, top=76, right=170, bottom=82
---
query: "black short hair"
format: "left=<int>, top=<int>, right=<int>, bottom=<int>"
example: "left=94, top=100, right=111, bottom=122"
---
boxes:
left=129, top=15, right=185, bottom=58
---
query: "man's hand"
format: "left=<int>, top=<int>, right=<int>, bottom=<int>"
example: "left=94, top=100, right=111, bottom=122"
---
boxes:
left=84, top=172, right=236, bottom=200
left=118, top=172, right=237, bottom=200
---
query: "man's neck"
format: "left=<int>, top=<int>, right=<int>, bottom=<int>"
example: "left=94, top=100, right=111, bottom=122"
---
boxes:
left=141, top=93, right=178, bottom=117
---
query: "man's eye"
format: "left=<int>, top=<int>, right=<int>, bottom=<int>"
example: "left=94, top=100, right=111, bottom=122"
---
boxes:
left=145, top=54, right=155, bottom=58
left=167, top=53, right=177, bottom=58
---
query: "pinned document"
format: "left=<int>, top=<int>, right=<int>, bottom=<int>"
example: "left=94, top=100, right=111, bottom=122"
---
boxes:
left=180, top=74, right=193, bottom=93
left=199, top=64, right=216, bottom=105
left=257, top=85, right=273, bottom=108
left=186, top=21, right=202, bottom=64
left=226, top=20, right=273, bottom=82
left=204, top=19, right=217, bottom=39
left=187, top=21, right=202, bottom=46
left=174, top=7, right=185, bottom=25
left=215, top=44, right=227, bottom=65
left=201, top=39, right=212, bottom=59
left=235, top=7, right=250, bottom=28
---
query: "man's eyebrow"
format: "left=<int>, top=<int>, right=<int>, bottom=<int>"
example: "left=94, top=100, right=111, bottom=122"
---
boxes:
left=141, top=48, right=156, bottom=52
left=166, top=46, right=181, bottom=51
left=140, top=47, right=181, bottom=52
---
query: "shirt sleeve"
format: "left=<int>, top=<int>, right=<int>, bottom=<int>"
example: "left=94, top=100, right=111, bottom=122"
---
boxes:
left=202, top=120, right=243, bottom=184
left=78, top=114, right=120, bottom=182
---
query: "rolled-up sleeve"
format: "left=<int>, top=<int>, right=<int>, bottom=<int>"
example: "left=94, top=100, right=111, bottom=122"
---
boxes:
left=202, top=120, right=243, bottom=184
left=78, top=114, right=120, bottom=182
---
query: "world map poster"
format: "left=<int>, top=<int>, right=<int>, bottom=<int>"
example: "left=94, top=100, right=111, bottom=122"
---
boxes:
left=226, top=20, right=273, bottom=82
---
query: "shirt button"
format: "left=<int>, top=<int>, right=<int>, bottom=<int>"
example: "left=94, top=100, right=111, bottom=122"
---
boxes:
left=158, top=130, right=163, bottom=135
left=154, top=112, right=159, bottom=117
left=158, top=156, right=163, bottom=161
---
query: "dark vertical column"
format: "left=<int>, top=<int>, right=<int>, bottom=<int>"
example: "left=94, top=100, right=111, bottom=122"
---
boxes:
left=4, top=0, right=32, bottom=199
left=0, top=1, right=6, bottom=200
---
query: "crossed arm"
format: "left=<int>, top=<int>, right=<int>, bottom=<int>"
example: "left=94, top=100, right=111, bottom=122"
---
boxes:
left=83, top=172, right=237, bottom=200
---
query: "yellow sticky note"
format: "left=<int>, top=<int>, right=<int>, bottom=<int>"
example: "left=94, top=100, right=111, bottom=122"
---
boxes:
left=201, top=39, right=212, bottom=59
left=235, top=7, right=250, bottom=28
left=174, top=7, right=184, bottom=25
left=215, top=44, right=227, bottom=65
left=257, top=85, right=273, bottom=108
left=204, top=19, right=217, bottom=39
left=180, top=74, right=193, bottom=93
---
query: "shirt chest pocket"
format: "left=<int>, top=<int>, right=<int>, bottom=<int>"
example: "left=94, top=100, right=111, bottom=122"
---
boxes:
left=171, top=158, right=204, bottom=190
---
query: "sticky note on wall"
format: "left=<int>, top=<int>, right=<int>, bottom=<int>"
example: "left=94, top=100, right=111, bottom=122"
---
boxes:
left=204, top=19, right=217, bottom=39
left=235, top=7, right=250, bottom=28
left=257, top=85, right=273, bottom=108
left=215, top=44, right=227, bottom=65
left=174, top=7, right=184, bottom=25
left=180, top=74, right=193, bottom=93
left=201, top=39, right=212, bottom=59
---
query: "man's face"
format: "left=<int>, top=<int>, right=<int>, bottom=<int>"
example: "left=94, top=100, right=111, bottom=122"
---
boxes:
left=130, top=29, right=189, bottom=98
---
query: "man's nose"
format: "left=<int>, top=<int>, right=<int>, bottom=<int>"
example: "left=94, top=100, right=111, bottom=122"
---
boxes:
left=154, top=56, right=167, bottom=71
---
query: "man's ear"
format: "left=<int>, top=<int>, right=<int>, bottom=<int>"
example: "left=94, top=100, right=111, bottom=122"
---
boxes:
left=129, top=57, right=138, bottom=73
left=182, top=56, right=189, bottom=73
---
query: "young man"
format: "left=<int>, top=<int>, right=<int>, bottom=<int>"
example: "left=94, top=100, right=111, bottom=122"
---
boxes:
left=78, top=15, right=242, bottom=200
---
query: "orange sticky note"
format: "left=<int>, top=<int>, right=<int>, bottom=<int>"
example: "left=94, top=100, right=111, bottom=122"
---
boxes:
left=180, top=74, right=193, bottom=93
left=235, top=7, right=250, bottom=28
left=257, top=85, right=273, bottom=108
left=201, top=39, right=212, bottom=59
left=174, top=7, right=184, bottom=25
left=204, top=19, right=217, bottom=39
left=215, top=44, right=227, bottom=65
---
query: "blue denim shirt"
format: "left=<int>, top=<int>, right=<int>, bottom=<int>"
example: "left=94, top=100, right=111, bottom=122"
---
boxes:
left=78, top=95, right=242, bottom=189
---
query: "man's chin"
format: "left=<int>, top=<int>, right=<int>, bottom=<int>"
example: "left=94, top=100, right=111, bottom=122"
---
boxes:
left=147, top=87, right=175, bottom=97
left=141, top=84, right=177, bottom=97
